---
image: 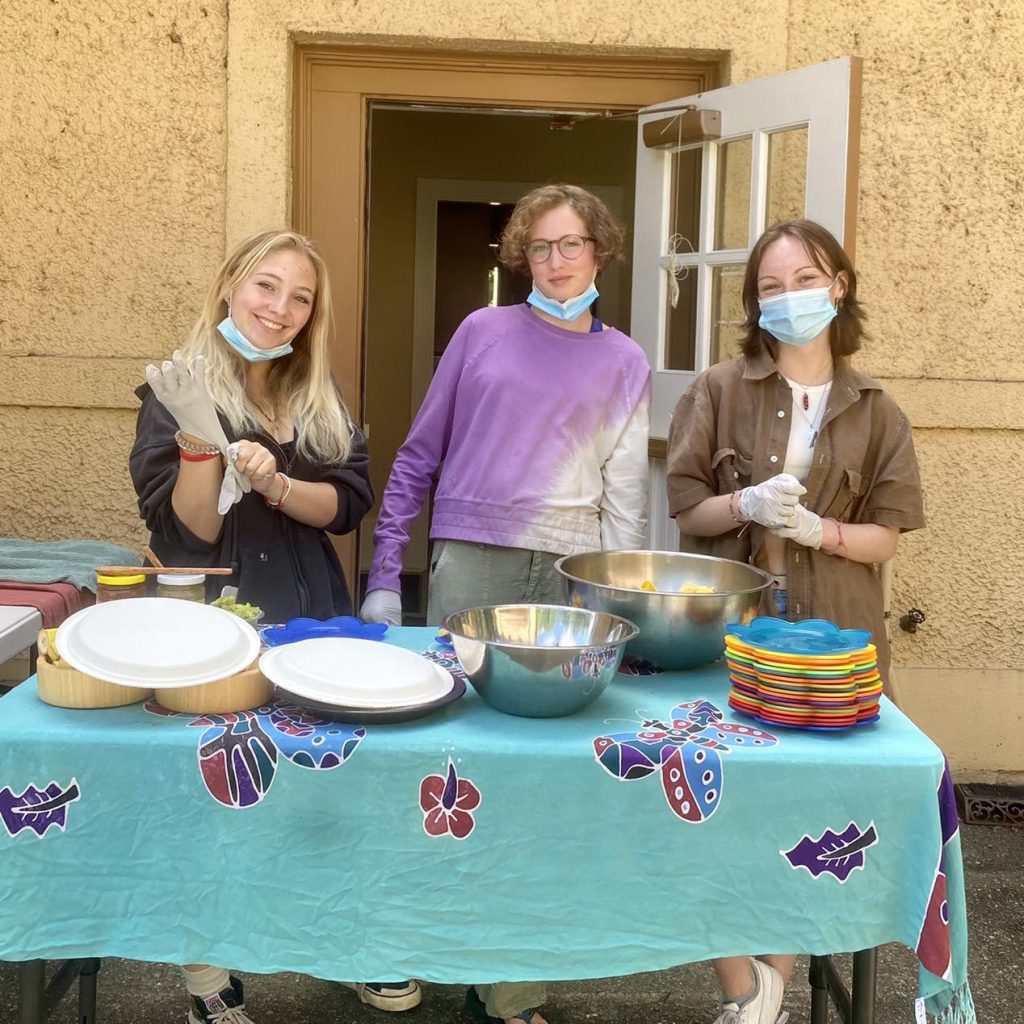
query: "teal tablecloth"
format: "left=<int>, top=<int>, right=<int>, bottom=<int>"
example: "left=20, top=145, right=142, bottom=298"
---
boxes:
left=0, top=628, right=972, bottom=1021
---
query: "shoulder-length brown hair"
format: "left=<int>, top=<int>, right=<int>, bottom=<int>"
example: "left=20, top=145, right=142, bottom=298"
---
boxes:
left=740, top=219, right=866, bottom=359
left=498, top=184, right=626, bottom=276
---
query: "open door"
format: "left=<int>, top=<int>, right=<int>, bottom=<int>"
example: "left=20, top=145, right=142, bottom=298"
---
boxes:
left=631, top=57, right=862, bottom=548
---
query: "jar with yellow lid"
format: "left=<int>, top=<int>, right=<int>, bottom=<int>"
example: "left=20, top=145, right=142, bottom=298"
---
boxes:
left=156, top=573, right=207, bottom=603
left=96, top=574, right=147, bottom=602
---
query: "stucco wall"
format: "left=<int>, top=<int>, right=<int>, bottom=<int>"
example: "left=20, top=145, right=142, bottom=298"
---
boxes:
left=2, top=0, right=1022, bottom=773
left=0, top=0, right=229, bottom=549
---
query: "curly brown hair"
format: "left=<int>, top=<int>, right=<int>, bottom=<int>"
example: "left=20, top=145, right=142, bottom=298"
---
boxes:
left=741, top=219, right=867, bottom=359
left=498, top=184, right=627, bottom=276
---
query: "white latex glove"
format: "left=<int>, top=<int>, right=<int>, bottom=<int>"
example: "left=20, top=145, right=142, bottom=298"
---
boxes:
left=145, top=350, right=250, bottom=515
left=360, top=589, right=402, bottom=626
left=770, top=503, right=824, bottom=549
left=738, top=473, right=805, bottom=529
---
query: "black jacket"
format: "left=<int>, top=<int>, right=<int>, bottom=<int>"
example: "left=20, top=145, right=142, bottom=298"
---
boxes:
left=129, top=384, right=374, bottom=623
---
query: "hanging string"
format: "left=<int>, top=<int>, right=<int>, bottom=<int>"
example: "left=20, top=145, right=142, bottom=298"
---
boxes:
left=664, top=112, right=694, bottom=310
left=666, top=232, right=695, bottom=309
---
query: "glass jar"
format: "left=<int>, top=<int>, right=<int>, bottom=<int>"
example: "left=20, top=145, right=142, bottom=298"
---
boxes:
left=156, top=573, right=207, bottom=603
left=96, top=573, right=147, bottom=602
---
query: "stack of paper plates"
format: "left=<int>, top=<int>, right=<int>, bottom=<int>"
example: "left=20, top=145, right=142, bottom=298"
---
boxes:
left=259, top=638, right=458, bottom=721
left=724, top=618, right=881, bottom=731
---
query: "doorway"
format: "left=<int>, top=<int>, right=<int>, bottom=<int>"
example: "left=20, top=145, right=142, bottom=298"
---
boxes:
left=360, top=104, right=636, bottom=619
left=292, top=45, right=719, bottom=596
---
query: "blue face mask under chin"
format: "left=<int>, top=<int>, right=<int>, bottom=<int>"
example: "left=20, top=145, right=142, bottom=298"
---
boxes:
left=527, top=281, right=599, bottom=322
left=217, top=315, right=295, bottom=362
left=757, top=280, right=839, bottom=347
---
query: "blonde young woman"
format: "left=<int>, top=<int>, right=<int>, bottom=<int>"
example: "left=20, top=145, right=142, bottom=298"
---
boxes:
left=130, top=229, right=374, bottom=625
left=130, top=230, right=419, bottom=1021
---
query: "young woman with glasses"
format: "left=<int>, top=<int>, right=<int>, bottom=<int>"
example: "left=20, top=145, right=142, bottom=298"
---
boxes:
left=360, top=184, right=651, bottom=1024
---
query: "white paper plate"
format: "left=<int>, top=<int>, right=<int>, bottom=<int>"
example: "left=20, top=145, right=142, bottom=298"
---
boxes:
left=56, top=598, right=261, bottom=689
left=259, top=638, right=454, bottom=709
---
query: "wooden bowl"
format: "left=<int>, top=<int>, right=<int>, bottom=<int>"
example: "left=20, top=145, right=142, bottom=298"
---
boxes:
left=154, top=662, right=271, bottom=715
left=37, top=660, right=152, bottom=709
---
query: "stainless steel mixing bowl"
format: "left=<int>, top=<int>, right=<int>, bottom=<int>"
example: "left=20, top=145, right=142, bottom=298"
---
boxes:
left=555, top=550, right=773, bottom=670
left=443, top=604, right=639, bottom=718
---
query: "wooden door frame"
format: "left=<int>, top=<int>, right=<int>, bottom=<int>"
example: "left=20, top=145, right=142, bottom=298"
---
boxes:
left=291, top=44, right=721, bottom=586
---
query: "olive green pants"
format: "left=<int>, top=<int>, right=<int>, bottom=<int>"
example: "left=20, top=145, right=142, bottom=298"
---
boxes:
left=426, top=540, right=566, bottom=626
left=427, top=540, right=557, bottom=1018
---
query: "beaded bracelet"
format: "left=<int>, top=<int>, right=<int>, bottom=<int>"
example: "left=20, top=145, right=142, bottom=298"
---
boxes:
left=728, top=489, right=747, bottom=525
left=263, top=473, right=292, bottom=510
left=174, top=430, right=221, bottom=456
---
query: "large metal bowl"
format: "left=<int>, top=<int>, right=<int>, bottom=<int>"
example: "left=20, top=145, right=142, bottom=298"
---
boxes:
left=555, top=550, right=772, bottom=671
left=443, top=604, right=639, bottom=718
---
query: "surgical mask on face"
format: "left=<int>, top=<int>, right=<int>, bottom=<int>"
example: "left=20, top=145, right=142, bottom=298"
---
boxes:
left=757, top=279, right=839, bottom=347
left=217, top=315, right=294, bottom=362
left=527, top=281, right=599, bottom=322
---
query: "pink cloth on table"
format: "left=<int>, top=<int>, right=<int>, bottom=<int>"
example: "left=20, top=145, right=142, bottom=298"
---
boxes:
left=0, top=582, right=83, bottom=629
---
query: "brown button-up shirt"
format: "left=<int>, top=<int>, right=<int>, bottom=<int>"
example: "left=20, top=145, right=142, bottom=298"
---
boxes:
left=666, top=349, right=925, bottom=686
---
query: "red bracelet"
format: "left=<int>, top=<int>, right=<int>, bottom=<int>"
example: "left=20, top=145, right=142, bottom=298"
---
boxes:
left=728, top=489, right=747, bottom=525
left=179, top=449, right=220, bottom=463
left=824, top=517, right=847, bottom=559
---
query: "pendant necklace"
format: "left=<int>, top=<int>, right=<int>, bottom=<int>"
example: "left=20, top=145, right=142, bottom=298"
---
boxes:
left=798, top=383, right=831, bottom=448
left=249, top=396, right=277, bottom=425
left=784, top=375, right=831, bottom=448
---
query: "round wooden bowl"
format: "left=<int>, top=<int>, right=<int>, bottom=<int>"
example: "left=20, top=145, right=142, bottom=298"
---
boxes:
left=37, top=659, right=152, bottom=709
left=154, top=662, right=271, bottom=715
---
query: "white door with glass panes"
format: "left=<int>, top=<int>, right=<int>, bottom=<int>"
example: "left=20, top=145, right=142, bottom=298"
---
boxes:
left=633, top=57, right=862, bottom=549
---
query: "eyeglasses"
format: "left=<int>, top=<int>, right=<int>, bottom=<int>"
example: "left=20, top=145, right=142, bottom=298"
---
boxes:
left=524, top=234, right=596, bottom=264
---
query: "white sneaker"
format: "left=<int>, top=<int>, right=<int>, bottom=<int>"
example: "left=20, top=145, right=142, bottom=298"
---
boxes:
left=340, top=981, right=423, bottom=1012
left=713, top=959, right=784, bottom=1024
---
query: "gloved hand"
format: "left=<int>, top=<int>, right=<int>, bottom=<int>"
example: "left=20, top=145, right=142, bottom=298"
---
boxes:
left=146, top=351, right=250, bottom=515
left=738, top=473, right=805, bottom=529
left=770, top=503, right=824, bottom=549
left=360, top=589, right=403, bottom=626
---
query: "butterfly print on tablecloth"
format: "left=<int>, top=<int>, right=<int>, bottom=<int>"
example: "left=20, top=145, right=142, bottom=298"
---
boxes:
left=593, top=699, right=777, bottom=822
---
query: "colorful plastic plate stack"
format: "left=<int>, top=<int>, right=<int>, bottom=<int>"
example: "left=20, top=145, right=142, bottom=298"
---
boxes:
left=724, top=618, right=882, bottom=731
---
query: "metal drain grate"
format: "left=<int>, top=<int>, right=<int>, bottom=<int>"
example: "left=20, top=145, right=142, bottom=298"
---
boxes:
left=956, top=783, right=1024, bottom=827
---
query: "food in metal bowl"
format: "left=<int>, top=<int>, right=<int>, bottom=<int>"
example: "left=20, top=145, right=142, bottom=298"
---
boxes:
left=555, top=550, right=772, bottom=671
left=443, top=604, right=639, bottom=718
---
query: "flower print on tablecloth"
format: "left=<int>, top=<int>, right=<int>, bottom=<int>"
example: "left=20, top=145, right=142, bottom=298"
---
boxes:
left=594, top=699, right=777, bottom=822
left=0, top=778, right=81, bottom=839
left=145, top=700, right=364, bottom=810
left=419, top=758, right=481, bottom=839
left=781, top=822, right=879, bottom=882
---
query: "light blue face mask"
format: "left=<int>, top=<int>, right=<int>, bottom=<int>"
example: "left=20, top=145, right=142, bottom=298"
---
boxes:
left=217, top=315, right=294, bottom=362
left=758, top=280, right=839, bottom=347
left=527, top=281, right=599, bottom=322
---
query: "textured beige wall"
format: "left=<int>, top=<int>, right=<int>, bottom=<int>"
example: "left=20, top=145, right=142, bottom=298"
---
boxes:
left=0, top=1, right=229, bottom=549
left=2, top=0, right=1023, bottom=773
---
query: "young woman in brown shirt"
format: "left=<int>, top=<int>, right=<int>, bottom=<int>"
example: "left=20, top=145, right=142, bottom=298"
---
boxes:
left=666, top=219, right=925, bottom=1024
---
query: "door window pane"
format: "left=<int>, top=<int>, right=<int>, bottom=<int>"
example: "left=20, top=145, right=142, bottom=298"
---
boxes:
left=713, top=137, right=752, bottom=251
left=664, top=268, right=698, bottom=371
left=766, top=127, right=808, bottom=226
left=710, top=264, right=747, bottom=365
left=669, top=147, right=701, bottom=251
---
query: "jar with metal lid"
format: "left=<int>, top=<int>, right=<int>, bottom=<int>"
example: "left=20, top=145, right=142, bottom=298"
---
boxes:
left=156, top=573, right=207, bottom=603
left=96, top=573, right=147, bottom=603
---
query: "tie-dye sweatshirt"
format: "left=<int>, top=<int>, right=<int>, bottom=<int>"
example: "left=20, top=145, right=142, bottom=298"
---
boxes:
left=367, top=303, right=651, bottom=594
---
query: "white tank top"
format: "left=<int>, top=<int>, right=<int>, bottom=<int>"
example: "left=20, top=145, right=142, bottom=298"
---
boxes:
left=782, top=376, right=832, bottom=483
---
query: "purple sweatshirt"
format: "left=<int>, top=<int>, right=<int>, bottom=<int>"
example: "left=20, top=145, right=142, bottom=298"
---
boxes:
left=368, top=304, right=650, bottom=594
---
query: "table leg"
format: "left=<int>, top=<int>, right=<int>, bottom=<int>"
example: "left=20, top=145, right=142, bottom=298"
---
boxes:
left=808, top=956, right=831, bottom=1024
left=77, top=959, right=100, bottom=1024
left=17, top=961, right=45, bottom=1024
left=850, top=949, right=878, bottom=1024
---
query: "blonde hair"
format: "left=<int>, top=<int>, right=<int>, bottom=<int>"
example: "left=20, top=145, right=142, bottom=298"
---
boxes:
left=182, top=230, right=354, bottom=464
left=498, top=184, right=627, bottom=276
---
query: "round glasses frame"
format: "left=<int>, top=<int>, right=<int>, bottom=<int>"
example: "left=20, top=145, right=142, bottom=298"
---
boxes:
left=524, top=234, right=597, bottom=264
